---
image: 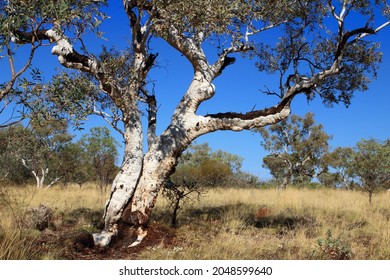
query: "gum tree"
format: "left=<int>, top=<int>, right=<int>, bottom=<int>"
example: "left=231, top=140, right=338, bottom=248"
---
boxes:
left=1, top=1, right=389, bottom=246
left=21, top=119, right=72, bottom=189
left=258, top=113, right=332, bottom=189
left=352, top=139, right=390, bottom=205
left=319, top=147, right=356, bottom=189
left=80, top=127, right=119, bottom=194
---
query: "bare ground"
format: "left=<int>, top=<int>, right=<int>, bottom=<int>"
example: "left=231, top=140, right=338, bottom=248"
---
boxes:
left=34, top=223, right=178, bottom=260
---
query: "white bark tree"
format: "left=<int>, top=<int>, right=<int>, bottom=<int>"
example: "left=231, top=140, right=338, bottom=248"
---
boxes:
left=1, top=0, right=389, bottom=247
left=19, top=119, right=71, bottom=189
left=21, top=159, right=49, bottom=189
left=258, top=113, right=332, bottom=189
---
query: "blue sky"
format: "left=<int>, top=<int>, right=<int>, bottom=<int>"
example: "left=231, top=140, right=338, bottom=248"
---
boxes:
left=146, top=34, right=390, bottom=179
left=1, top=2, right=389, bottom=179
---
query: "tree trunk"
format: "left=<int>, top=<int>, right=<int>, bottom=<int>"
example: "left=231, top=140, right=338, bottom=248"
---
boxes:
left=93, top=72, right=292, bottom=247
left=34, top=173, right=43, bottom=189
left=32, top=168, right=47, bottom=189
left=368, top=191, right=373, bottom=206
left=171, top=196, right=181, bottom=228
left=22, top=160, right=46, bottom=189
left=93, top=117, right=144, bottom=247
left=280, top=167, right=292, bottom=190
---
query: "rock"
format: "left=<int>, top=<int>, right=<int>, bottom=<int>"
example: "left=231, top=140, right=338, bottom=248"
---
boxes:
left=24, top=204, right=53, bottom=231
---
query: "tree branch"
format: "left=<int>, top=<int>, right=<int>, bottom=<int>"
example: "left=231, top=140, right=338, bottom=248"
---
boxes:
left=0, top=103, right=25, bottom=128
left=1, top=41, right=40, bottom=100
left=245, top=20, right=288, bottom=43
left=45, top=27, right=99, bottom=73
left=43, top=25, right=124, bottom=106
left=211, top=44, right=254, bottom=78
left=146, top=94, right=157, bottom=148
left=93, top=106, right=125, bottom=137
left=199, top=98, right=292, bottom=133
left=348, top=21, right=390, bottom=45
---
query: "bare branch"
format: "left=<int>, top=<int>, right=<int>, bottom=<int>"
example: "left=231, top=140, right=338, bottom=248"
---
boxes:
left=211, top=44, right=254, bottom=78
left=93, top=105, right=124, bottom=137
left=245, top=20, right=288, bottom=43
left=0, top=105, right=25, bottom=128
left=260, top=86, right=283, bottom=99
left=1, top=42, right=40, bottom=100
left=200, top=97, right=293, bottom=133
left=349, top=21, right=390, bottom=44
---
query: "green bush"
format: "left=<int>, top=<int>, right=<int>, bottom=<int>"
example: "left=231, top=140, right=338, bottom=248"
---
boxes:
left=316, top=229, right=352, bottom=260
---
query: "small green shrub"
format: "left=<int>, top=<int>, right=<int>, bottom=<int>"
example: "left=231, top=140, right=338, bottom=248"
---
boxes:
left=316, top=229, right=353, bottom=260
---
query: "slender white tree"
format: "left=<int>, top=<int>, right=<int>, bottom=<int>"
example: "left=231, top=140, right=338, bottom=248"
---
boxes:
left=1, top=0, right=389, bottom=247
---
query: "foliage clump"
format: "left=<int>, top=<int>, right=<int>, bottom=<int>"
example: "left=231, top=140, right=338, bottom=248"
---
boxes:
left=258, top=113, right=331, bottom=189
left=163, top=143, right=252, bottom=227
left=316, top=229, right=353, bottom=260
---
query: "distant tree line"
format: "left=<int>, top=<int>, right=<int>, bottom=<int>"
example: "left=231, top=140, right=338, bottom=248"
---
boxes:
left=258, top=112, right=390, bottom=204
left=0, top=121, right=260, bottom=192
left=1, top=113, right=388, bottom=207
left=0, top=121, right=118, bottom=191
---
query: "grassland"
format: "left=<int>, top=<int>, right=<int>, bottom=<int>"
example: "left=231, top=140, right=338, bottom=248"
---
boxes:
left=1, top=183, right=390, bottom=259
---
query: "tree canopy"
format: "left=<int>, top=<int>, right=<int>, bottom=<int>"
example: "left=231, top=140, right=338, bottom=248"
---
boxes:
left=258, top=112, right=331, bottom=188
left=352, top=138, right=390, bottom=204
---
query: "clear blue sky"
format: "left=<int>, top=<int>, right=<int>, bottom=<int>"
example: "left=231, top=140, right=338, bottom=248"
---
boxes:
left=1, top=3, right=389, bottom=179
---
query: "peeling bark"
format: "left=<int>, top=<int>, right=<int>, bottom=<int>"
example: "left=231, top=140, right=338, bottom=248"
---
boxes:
left=93, top=112, right=144, bottom=246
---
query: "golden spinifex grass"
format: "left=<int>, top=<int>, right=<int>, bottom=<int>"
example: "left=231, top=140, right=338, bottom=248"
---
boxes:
left=0, top=183, right=108, bottom=259
left=145, top=187, right=390, bottom=260
left=1, top=184, right=390, bottom=259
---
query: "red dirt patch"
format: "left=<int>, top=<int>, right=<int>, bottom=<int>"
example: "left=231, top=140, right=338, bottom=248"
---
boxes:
left=35, top=222, right=177, bottom=260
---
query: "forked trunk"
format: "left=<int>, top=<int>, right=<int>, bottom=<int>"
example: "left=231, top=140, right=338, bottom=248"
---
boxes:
left=93, top=74, right=292, bottom=247
left=121, top=128, right=190, bottom=245
left=93, top=121, right=192, bottom=247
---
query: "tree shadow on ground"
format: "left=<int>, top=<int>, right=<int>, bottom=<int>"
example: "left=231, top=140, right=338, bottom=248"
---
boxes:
left=179, top=203, right=317, bottom=234
left=60, top=207, right=105, bottom=229
left=252, top=214, right=317, bottom=233
left=35, top=204, right=318, bottom=259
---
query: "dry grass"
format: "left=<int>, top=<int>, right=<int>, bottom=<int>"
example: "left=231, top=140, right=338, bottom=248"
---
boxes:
left=1, top=184, right=390, bottom=259
left=144, top=187, right=390, bottom=260
left=0, top=183, right=108, bottom=259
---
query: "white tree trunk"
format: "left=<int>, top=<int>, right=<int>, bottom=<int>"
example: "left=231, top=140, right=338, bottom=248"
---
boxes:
left=92, top=59, right=293, bottom=246
left=93, top=115, right=144, bottom=246
left=22, top=159, right=48, bottom=189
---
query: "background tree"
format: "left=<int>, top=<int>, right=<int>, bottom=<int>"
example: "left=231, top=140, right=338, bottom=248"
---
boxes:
left=351, top=139, right=390, bottom=205
left=0, top=125, right=31, bottom=184
left=80, top=127, right=119, bottom=193
left=0, top=120, right=72, bottom=188
left=163, top=143, right=242, bottom=228
left=20, top=119, right=72, bottom=189
left=55, top=141, right=90, bottom=188
left=258, top=113, right=331, bottom=189
left=318, top=147, right=356, bottom=189
left=174, top=143, right=243, bottom=186
left=1, top=1, right=389, bottom=246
